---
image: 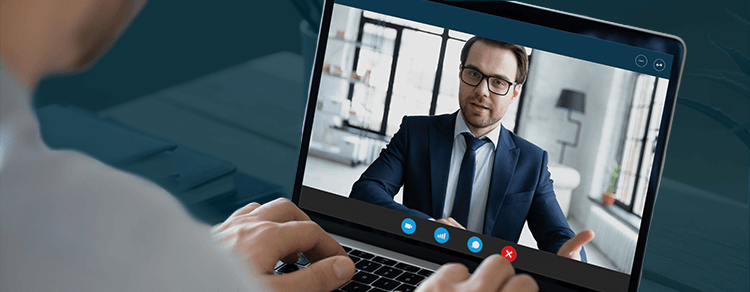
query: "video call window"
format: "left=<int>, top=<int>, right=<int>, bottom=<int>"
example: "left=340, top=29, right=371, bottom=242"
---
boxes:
left=304, top=4, right=669, bottom=275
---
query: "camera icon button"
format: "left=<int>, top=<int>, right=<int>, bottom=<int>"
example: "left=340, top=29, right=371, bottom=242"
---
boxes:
left=401, top=218, right=416, bottom=235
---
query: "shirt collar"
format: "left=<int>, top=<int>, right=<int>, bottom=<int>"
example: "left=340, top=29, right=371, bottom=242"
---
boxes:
left=1, top=62, right=38, bottom=174
left=454, top=110, right=501, bottom=149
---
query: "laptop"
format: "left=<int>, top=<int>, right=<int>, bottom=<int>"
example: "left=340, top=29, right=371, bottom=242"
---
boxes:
left=288, top=1, right=685, bottom=291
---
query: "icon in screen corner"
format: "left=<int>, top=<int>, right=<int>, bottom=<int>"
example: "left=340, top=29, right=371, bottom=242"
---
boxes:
left=467, top=236, right=483, bottom=253
left=635, top=54, right=648, bottom=68
left=653, top=58, right=666, bottom=72
left=434, top=227, right=449, bottom=244
left=401, top=218, right=416, bottom=235
left=501, top=246, right=517, bottom=262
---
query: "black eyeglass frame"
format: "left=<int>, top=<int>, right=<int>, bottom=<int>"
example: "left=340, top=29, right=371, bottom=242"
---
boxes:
left=460, top=65, right=517, bottom=96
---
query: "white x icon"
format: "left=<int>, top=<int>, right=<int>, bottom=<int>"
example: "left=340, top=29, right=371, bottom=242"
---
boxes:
left=505, top=250, right=513, bottom=258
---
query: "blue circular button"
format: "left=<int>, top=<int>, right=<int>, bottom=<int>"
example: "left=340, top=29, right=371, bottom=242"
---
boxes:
left=434, top=227, right=450, bottom=244
left=401, top=218, right=416, bottom=235
left=467, top=236, right=483, bottom=253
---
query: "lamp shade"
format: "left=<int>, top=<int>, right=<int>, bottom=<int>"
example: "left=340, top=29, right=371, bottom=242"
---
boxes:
left=555, top=89, right=586, bottom=114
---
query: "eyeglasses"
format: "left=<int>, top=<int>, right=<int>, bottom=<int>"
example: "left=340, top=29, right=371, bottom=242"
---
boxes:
left=460, top=65, right=517, bottom=96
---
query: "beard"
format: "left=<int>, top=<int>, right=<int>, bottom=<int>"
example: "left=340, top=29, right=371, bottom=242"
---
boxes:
left=459, top=93, right=504, bottom=130
left=463, top=111, right=502, bottom=129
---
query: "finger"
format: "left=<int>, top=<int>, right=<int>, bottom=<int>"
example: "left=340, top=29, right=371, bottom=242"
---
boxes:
left=558, top=230, right=595, bottom=258
left=262, top=221, right=346, bottom=266
left=466, top=255, right=515, bottom=290
left=229, top=202, right=262, bottom=218
left=248, top=198, right=312, bottom=223
left=265, top=255, right=355, bottom=292
left=433, top=263, right=471, bottom=284
left=499, top=274, right=539, bottom=292
left=281, top=253, right=302, bottom=264
left=446, top=217, right=466, bottom=230
left=417, top=263, right=469, bottom=291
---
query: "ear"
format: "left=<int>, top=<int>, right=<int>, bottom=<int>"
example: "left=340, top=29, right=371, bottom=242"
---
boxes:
left=511, top=84, right=523, bottom=99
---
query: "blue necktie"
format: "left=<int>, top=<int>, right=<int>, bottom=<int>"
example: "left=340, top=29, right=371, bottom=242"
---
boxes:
left=451, top=132, right=489, bottom=228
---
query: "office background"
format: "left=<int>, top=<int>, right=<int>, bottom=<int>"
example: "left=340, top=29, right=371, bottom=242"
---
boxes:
left=31, top=0, right=748, bottom=291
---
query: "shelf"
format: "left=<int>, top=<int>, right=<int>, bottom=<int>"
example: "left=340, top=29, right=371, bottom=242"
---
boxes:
left=322, top=71, right=375, bottom=88
left=327, top=36, right=378, bottom=49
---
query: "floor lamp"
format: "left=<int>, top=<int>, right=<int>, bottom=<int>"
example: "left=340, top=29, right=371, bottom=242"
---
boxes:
left=556, top=89, right=586, bottom=164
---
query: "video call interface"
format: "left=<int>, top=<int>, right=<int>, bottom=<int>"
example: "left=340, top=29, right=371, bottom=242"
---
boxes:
left=300, top=2, right=672, bottom=290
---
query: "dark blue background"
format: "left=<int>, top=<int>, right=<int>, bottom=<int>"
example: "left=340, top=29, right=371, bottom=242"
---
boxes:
left=32, top=0, right=749, bottom=291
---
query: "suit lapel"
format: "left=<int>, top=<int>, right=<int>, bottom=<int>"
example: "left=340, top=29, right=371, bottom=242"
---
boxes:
left=429, top=113, right=456, bottom=218
left=484, top=125, right=519, bottom=235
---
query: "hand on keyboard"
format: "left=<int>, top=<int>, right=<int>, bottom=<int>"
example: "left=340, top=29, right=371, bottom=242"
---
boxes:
left=212, top=198, right=356, bottom=292
left=416, top=255, right=538, bottom=292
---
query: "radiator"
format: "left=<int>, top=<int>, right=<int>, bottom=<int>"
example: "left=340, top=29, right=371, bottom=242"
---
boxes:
left=586, top=206, right=638, bottom=274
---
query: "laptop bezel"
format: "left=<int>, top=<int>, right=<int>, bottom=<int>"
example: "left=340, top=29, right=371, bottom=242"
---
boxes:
left=292, top=1, right=686, bottom=291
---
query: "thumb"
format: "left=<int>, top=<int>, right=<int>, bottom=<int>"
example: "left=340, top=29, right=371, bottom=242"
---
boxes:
left=558, top=230, right=595, bottom=259
left=266, top=255, right=355, bottom=292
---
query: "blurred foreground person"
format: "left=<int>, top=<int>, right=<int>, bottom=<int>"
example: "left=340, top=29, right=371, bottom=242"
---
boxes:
left=0, top=1, right=537, bottom=291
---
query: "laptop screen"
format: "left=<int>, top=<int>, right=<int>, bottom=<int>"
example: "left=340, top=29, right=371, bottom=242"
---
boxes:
left=296, top=1, right=683, bottom=291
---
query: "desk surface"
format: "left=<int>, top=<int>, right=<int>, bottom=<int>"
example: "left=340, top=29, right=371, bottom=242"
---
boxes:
left=101, top=52, right=307, bottom=197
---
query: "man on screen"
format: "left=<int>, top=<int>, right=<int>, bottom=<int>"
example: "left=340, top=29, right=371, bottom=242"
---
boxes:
left=350, top=36, right=593, bottom=261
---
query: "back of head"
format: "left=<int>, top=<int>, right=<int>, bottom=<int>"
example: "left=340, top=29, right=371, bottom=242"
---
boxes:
left=0, top=0, right=147, bottom=87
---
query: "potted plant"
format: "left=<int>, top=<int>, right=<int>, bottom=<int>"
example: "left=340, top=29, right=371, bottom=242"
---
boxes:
left=602, top=165, right=621, bottom=206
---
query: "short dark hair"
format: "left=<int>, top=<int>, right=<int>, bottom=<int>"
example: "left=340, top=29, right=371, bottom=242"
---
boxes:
left=460, top=36, right=529, bottom=85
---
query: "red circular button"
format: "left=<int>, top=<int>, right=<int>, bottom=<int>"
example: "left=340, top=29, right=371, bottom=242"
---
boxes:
left=501, top=246, right=517, bottom=262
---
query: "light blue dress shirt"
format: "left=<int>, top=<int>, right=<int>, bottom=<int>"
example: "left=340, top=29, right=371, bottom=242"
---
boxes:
left=440, top=110, right=502, bottom=233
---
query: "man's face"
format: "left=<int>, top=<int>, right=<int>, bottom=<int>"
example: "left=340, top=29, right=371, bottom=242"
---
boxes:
left=458, top=41, right=522, bottom=133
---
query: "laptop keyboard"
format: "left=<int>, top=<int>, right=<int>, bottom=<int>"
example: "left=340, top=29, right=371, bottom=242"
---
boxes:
left=274, top=245, right=434, bottom=292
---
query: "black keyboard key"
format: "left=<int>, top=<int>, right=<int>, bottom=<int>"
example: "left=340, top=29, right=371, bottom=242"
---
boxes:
left=295, top=263, right=308, bottom=269
left=342, top=246, right=353, bottom=253
left=349, top=250, right=375, bottom=259
left=341, top=281, right=371, bottom=292
left=396, top=272, right=425, bottom=285
left=275, top=263, right=299, bottom=274
left=352, top=271, right=379, bottom=284
left=349, top=255, right=362, bottom=264
left=396, top=284, right=417, bottom=292
left=394, top=263, right=420, bottom=273
left=296, top=254, right=310, bottom=266
left=369, top=288, right=388, bottom=292
left=417, top=269, right=433, bottom=277
left=274, top=261, right=284, bottom=270
left=355, top=260, right=383, bottom=273
left=371, top=278, right=401, bottom=291
left=371, top=256, right=397, bottom=266
left=374, top=266, right=403, bottom=279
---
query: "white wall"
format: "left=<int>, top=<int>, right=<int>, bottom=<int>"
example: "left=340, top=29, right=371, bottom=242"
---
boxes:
left=517, top=50, right=636, bottom=224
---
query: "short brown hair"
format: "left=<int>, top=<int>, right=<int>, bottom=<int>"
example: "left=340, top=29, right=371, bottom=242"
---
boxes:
left=460, top=36, right=529, bottom=85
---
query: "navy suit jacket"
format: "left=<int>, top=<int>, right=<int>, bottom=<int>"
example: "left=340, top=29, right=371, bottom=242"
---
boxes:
left=350, top=113, right=586, bottom=261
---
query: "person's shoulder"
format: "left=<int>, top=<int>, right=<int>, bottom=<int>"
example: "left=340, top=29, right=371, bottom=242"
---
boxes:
left=402, top=113, right=454, bottom=128
left=505, top=129, right=545, bottom=155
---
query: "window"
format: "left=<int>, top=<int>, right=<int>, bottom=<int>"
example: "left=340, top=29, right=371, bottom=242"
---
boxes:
left=614, top=75, right=665, bottom=216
